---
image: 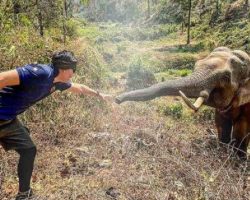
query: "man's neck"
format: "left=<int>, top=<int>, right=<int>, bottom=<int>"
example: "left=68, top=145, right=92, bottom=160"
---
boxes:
left=53, top=76, right=61, bottom=83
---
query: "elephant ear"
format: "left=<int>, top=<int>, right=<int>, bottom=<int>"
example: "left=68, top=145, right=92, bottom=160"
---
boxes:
left=232, top=78, right=250, bottom=107
left=232, top=50, right=250, bottom=66
left=229, top=53, right=249, bottom=83
left=231, top=50, right=250, bottom=80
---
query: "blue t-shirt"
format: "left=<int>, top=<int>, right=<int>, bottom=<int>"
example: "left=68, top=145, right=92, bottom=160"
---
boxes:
left=0, top=64, right=72, bottom=120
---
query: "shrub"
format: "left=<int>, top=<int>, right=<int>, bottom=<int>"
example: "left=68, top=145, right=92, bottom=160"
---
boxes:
left=163, top=54, right=196, bottom=70
left=194, top=107, right=215, bottom=122
left=167, top=69, right=192, bottom=77
left=126, top=58, right=156, bottom=90
left=65, top=19, right=79, bottom=38
left=159, top=102, right=183, bottom=119
left=116, top=44, right=127, bottom=53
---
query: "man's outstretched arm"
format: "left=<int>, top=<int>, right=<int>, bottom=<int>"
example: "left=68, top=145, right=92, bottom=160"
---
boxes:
left=0, top=70, right=20, bottom=89
left=67, top=83, right=113, bottom=101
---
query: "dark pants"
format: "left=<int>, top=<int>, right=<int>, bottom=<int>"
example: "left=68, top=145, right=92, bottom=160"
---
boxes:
left=0, top=119, right=36, bottom=192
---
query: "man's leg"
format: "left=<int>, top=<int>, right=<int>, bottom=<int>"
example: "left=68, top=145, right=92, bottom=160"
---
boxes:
left=16, top=147, right=37, bottom=192
left=0, top=119, right=36, bottom=198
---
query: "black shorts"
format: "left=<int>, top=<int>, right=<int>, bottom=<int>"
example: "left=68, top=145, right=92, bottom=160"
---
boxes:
left=0, top=119, right=35, bottom=151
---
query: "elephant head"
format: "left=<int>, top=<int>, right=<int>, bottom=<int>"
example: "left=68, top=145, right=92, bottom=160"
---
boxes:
left=116, top=47, right=250, bottom=111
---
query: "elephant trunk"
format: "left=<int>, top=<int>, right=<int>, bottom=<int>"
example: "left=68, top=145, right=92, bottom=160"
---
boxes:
left=116, top=69, right=230, bottom=104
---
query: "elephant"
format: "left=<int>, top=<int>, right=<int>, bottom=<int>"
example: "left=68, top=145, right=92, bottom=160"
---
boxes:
left=116, top=47, right=250, bottom=159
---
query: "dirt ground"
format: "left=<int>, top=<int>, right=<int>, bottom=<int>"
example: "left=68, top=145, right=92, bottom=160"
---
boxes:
left=0, top=97, right=249, bottom=199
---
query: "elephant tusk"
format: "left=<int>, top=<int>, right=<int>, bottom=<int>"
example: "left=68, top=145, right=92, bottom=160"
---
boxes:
left=179, top=90, right=205, bottom=112
left=193, top=96, right=205, bottom=110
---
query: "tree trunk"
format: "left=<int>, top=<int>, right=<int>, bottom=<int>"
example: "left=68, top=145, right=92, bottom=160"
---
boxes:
left=216, top=0, right=220, bottom=15
left=89, top=0, right=96, bottom=21
left=187, top=0, right=192, bottom=45
left=36, top=0, right=43, bottom=37
left=12, top=0, right=21, bottom=25
left=147, top=0, right=150, bottom=18
left=62, top=1, right=67, bottom=44
left=64, top=0, right=68, bottom=18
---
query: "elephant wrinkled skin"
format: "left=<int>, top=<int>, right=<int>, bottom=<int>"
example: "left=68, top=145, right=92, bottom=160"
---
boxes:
left=116, top=47, right=250, bottom=159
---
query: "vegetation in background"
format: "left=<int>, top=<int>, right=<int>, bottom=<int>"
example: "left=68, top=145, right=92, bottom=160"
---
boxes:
left=126, top=58, right=156, bottom=90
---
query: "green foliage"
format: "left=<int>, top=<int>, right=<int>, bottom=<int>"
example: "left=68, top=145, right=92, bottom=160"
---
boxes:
left=192, top=19, right=250, bottom=51
left=194, top=107, right=215, bottom=122
left=78, top=25, right=102, bottom=39
left=168, top=69, right=192, bottom=77
left=158, top=102, right=183, bottom=119
left=0, top=27, right=51, bottom=70
left=126, top=58, right=156, bottom=90
left=82, top=0, right=146, bottom=23
left=156, top=0, right=184, bottom=24
left=116, top=44, right=127, bottom=53
left=93, top=24, right=179, bottom=43
left=75, top=46, right=109, bottom=88
left=155, top=69, right=192, bottom=83
left=174, top=43, right=205, bottom=53
left=19, top=14, right=32, bottom=27
left=130, top=24, right=178, bottom=41
left=162, top=53, right=196, bottom=70
left=64, top=18, right=80, bottom=38
left=80, top=0, right=90, bottom=6
left=110, top=62, right=127, bottom=72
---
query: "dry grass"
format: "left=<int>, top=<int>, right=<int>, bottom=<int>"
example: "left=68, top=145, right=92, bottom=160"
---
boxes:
left=0, top=97, right=249, bottom=199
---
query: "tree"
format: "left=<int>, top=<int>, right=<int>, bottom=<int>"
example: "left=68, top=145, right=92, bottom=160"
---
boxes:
left=147, top=0, right=151, bottom=18
left=245, top=0, right=249, bottom=10
left=36, top=0, right=44, bottom=36
left=187, top=0, right=191, bottom=44
left=12, top=0, right=21, bottom=24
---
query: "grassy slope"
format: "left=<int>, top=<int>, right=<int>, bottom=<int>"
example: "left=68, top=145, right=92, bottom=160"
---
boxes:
left=0, top=23, right=249, bottom=199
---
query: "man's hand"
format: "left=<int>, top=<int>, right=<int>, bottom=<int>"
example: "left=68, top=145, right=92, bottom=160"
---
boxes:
left=98, top=93, right=114, bottom=102
left=68, top=83, right=114, bottom=102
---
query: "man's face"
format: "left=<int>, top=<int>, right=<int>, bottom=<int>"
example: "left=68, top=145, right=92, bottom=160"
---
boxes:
left=58, top=69, right=74, bottom=82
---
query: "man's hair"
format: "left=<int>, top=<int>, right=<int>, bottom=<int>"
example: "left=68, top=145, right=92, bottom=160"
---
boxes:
left=52, top=50, right=77, bottom=72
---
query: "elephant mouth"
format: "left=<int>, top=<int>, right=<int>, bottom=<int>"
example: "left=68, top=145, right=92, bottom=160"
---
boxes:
left=179, top=91, right=206, bottom=111
left=179, top=87, right=239, bottom=112
left=178, top=89, right=211, bottom=112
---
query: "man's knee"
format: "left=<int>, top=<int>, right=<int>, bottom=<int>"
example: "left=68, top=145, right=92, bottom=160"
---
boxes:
left=16, top=146, right=37, bottom=159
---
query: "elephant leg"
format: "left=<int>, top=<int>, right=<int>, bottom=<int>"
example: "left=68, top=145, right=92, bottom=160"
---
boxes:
left=215, top=110, right=233, bottom=144
left=232, top=116, right=249, bottom=159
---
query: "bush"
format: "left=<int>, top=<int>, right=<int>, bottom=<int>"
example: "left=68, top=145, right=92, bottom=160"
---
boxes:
left=167, top=69, right=192, bottom=77
left=163, top=53, right=196, bottom=70
left=159, top=102, right=183, bottom=119
left=126, top=58, right=156, bottom=90
left=116, top=44, right=127, bottom=53
left=0, top=27, right=52, bottom=70
left=65, top=19, right=79, bottom=38
left=76, top=46, right=109, bottom=89
left=110, top=62, right=127, bottom=72
left=194, top=107, right=215, bottom=122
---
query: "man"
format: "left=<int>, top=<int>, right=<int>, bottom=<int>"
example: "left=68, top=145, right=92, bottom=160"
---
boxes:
left=0, top=50, right=112, bottom=199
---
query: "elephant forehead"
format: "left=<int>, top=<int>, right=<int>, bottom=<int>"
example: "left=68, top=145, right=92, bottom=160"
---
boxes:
left=196, top=57, right=228, bottom=70
left=209, top=51, right=233, bottom=59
